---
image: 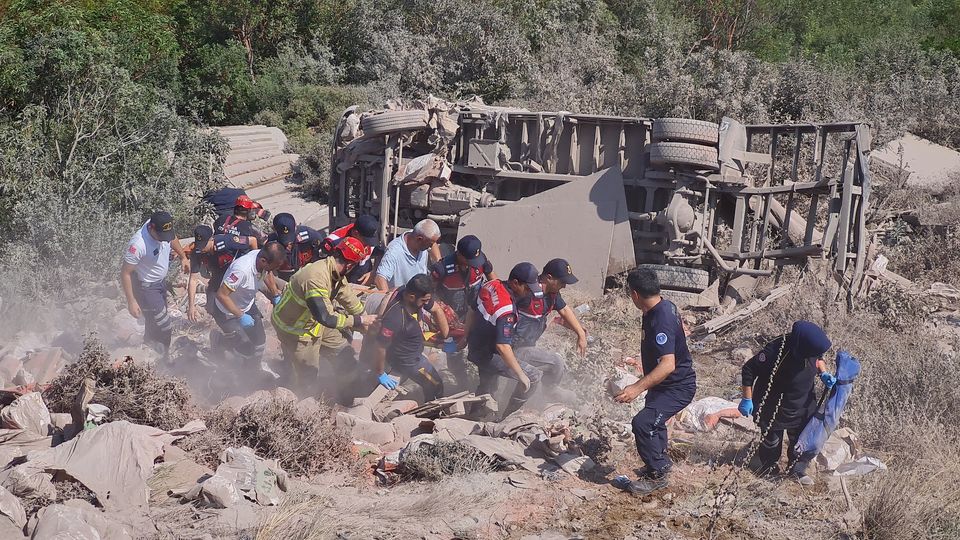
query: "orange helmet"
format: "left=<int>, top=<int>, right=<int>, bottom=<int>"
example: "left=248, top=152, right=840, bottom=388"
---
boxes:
left=335, top=237, right=366, bottom=263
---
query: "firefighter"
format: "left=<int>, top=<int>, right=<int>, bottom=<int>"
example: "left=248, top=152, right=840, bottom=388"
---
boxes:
left=186, top=224, right=257, bottom=322
left=739, top=320, right=836, bottom=484
left=120, top=211, right=190, bottom=358
left=271, top=237, right=377, bottom=397
left=613, top=267, right=697, bottom=495
left=267, top=213, right=325, bottom=281
left=213, top=193, right=267, bottom=243
left=213, top=243, right=286, bottom=374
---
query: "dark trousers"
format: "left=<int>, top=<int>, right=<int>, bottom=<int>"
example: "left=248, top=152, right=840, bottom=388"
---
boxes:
left=752, top=426, right=807, bottom=475
left=133, top=279, right=172, bottom=352
left=473, top=353, right=543, bottom=418
left=391, top=355, right=445, bottom=402
left=632, top=387, right=695, bottom=473
left=212, top=303, right=266, bottom=365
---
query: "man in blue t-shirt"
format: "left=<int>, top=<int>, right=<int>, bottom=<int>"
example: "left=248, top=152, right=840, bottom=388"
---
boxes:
left=614, top=267, right=697, bottom=495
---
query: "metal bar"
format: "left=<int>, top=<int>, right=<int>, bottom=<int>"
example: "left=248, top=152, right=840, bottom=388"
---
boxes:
left=851, top=126, right=873, bottom=296
left=791, top=127, right=801, bottom=183
left=834, top=161, right=855, bottom=273
left=378, top=144, right=393, bottom=245
left=720, top=245, right=822, bottom=260
left=804, top=193, right=819, bottom=245
left=693, top=232, right=773, bottom=276
left=593, top=124, right=601, bottom=173
left=618, top=124, right=626, bottom=171
left=757, top=193, right=774, bottom=256
left=570, top=122, right=579, bottom=175
left=814, top=127, right=828, bottom=183
left=767, top=128, right=777, bottom=187
left=732, top=195, right=746, bottom=252
left=782, top=191, right=795, bottom=249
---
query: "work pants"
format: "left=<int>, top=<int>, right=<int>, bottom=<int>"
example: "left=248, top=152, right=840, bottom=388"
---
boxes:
left=275, top=324, right=357, bottom=401
left=515, top=347, right=566, bottom=387
left=752, top=425, right=808, bottom=475
left=390, top=355, right=444, bottom=403
left=132, top=279, right=172, bottom=352
left=473, top=353, right=543, bottom=418
left=212, top=303, right=266, bottom=366
left=632, top=386, right=695, bottom=474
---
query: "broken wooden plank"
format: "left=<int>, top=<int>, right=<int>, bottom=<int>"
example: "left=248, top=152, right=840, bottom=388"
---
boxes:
left=692, top=285, right=793, bottom=337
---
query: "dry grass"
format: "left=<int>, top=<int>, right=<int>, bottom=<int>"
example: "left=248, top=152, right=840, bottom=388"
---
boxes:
left=398, top=441, right=495, bottom=481
left=179, top=397, right=352, bottom=477
left=43, top=336, right=200, bottom=430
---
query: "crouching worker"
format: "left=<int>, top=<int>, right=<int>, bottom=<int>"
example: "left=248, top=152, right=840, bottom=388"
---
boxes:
left=271, top=237, right=377, bottom=398
left=739, top=320, right=836, bottom=483
left=213, top=242, right=286, bottom=374
left=613, top=267, right=697, bottom=495
left=371, top=274, right=448, bottom=402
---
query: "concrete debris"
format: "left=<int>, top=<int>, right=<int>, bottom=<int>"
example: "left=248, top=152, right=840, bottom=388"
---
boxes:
left=554, top=453, right=595, bottom=475
left=606, top=368, right=640, bottom=397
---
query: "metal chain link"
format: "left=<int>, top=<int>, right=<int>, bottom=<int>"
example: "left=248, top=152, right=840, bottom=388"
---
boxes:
left=706, top=334, right=790, bottom=539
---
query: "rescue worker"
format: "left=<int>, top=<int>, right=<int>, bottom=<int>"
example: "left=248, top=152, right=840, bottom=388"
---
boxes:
left=509, top=258, right=588, bottom=398
left=371, top=274, right=449, bottom=402
left=267, top=213, right=325, bottom=281
left=320, top=214, right=380, bottom=285
left=613, top=267, right=697, bottom=495
left=739, top=320, right=837, bottom=484
left=429, top=235, right=496, bottom=385
left=186, top=225, right=256, bottom=322
left=213, top=194, right=267, bottom=243
left=203, top=187, right=270, bottom=221
left=120, top=211, right=190, bottom=357
left=213, top=242, right=286, bottom=374
left=467, top=262, right=555, bottom=418
left=271, top=237, right=377, bottom=397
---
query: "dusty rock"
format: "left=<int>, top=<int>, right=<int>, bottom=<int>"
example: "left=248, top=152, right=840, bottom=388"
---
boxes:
left=606, top=368, right=640, bottom=397
left=732, top=347, right=753, bottom=364
left=336, top=412, right=396, bottom=446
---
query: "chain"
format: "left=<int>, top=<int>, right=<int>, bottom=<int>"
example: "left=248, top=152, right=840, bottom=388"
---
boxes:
left=706, top=334, right=790, bottom=539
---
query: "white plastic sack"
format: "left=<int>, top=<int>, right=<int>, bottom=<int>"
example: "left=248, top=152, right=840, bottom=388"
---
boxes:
left=215, top=447, right=288, bottom=506
left=1, top=393, right=52, bottom=436
left=0, top=484, right=26, bottom=529
left=677, top=397, right=739, bottom=432
left=184, top=474, right=243, bottom=509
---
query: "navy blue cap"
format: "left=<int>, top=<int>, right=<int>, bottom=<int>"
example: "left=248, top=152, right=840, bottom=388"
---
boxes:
left=456, top=235, right=486, bottom=268
left=193, top=224, right=213, bottom=247
left=273, top=213, right=297, bottom=245
left=509, top=262, right=543, bottom=296
left=149, top=211, right=175, bottom=242
left=355, top=215, right=379, bottom=245
left=541, top=258, right=578, bottom=285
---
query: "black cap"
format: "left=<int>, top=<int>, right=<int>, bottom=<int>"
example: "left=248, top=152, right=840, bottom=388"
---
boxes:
left=193, top=225, right=213, bottom=247
left=541, top=258, right=579, bottom=285
left=149, top=211, right=175, bottom=242
left=273, top=213, right=297, bottom=245
left=355, top=215, right=379, bottom=245
left=456, top=235, right=486, bottom=268
left=508, top=262, right=543, bottom=296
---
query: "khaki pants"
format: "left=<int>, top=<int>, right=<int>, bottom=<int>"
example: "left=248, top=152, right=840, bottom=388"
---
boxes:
left=274, top=322, right=354, bottom=400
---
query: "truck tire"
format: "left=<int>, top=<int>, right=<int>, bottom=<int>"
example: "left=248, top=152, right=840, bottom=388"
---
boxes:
left=361, top=110, right=429, bottom=137
left=636, top=264, right=710, bottom=292
left=661, top=289, right=705, bottom=309
left=648, top=142, right=720, bottom=171
left=652, top=118, right=720, bottom=146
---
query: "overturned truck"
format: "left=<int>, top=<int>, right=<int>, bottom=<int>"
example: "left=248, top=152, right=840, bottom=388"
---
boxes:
left=329, top=99, right=871, bottom=302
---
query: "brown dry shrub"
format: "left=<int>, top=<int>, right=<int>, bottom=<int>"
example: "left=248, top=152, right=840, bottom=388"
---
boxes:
left=180, top=397, right=352, bottom=477
left=398, top=441, right=495, bottom=481
left=43, top=337, right=200, bottom=430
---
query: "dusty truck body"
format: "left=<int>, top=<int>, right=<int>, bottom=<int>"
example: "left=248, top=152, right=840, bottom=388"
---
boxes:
left=329, top=101, right=872, bottom=301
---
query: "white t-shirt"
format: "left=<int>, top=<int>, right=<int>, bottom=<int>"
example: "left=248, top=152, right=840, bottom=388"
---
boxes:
left=124, top=221, right=171, bottom=284
left=376, top=232, right=428, bottom=289
left=215, top=250, right=263, bottom=317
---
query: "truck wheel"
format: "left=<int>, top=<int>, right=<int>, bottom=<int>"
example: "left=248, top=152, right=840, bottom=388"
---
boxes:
left=648, top=142, right=720, bottom=171
left=361, top=110, right=429, bottom=137
left=636, top=264, right=710, bottom=292
left=652, top=118, right=720, bottom=145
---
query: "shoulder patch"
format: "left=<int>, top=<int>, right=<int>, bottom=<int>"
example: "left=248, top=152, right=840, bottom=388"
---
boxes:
left=655, top=332, right=668, bottom=345
left=128, top=245, right=137, bottom=254
left=757, top=352, right=767, bottom=363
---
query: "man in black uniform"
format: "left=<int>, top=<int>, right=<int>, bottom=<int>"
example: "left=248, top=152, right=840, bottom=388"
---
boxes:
left=320, top=214, right=381, bottom=285
left=204, top=187, right=270, bottom=221
left=186, top=225, right=256, bottom=322
left=739, top=320, right=836, bottom=482
left=614, top=267, right=697, bottom=494
left=268, top=213, right=325, bottom=281
left=371, top=274, right=448, bottom=402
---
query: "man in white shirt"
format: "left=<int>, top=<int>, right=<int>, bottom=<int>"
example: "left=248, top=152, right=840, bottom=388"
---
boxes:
left=214, top=241, right=286, bottom=373
left=374, top=219, right=441, bottom=291
left=120, top=211, right=190, bottom=355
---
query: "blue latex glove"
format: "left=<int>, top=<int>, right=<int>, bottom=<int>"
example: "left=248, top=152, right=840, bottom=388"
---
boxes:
left=239, top=313, right=255, bottom=328
left=738, top=398, right=754, bottom=417
left=378, top=372, right=398, bottom=390
left=820, top=372, right=837, bottom=389
left=442, top=339, right=457, bottom=353
left=272, top=294, right=281, bottom=305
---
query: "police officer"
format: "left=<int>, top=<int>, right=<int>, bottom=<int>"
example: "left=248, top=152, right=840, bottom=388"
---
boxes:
left=186, top=225, right=256, bottom=322
left=739, top=320, right=836, bottom=484
left=371, top=274, right=448, bottom=402
left=468, top=262, right=555, bottom=418
left=268, top=213, right=325, bottom=281
left=271, top=237, right=377, bottom=398
left=614, top=267, right=697, bottom=495
left=120, top=211, right=190, bottom=357
left=213, top=242, right=287, bottom=374
left=321, top=215, right=380, bottom=285
left=213, top=194, right=267, bottom=243
left=510, top=258, right=588, bottom=398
